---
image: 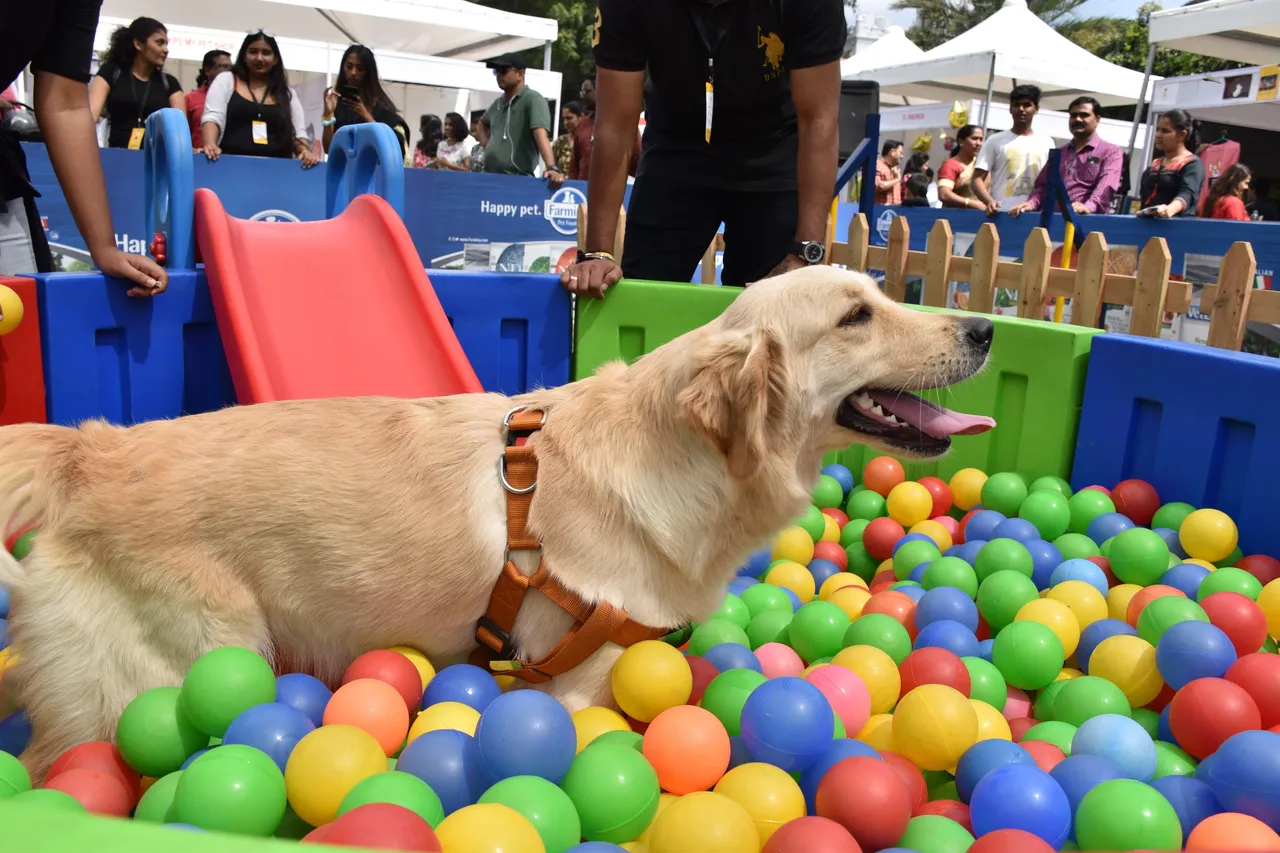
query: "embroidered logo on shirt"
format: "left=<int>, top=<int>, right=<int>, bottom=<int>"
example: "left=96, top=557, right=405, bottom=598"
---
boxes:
left=593, top=8, right=602, bottom=47
left=758, top=27, right=785, bottom=79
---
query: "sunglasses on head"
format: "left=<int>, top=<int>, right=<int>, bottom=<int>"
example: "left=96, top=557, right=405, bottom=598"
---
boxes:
left=246, top=29, right=276, bottom=39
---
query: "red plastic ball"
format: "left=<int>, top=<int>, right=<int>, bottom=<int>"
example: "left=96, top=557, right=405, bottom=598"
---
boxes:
left=1021, top=740, right=1066, bottom=772
left=1144, top=682, right=1177, bottom=713
left=1109, top=479, right=1161, bottom=527
left=686, top=654, right=719, bottom=706
left=1008, top=717, right=1039, bottom=741
left=970, top=828, right=1057, bottom=853
left=1081, top=485, right=1112, bottom=496
left=975, top=614, right=992, bottom=642
left=47, top=741, right=141, bottom=804
left=342, top=650, right=425, bottom=715
left=1086, top=556, right=1117, bottom=588
left=958, top=509, right=982, bottom=540
left=814, top=540, right=850, bottom=571
left=916, top=799, right=972, bottom=833
left=312, top=803, right=442, bottom=851
left=917, top=477, right=954, bottom=518
left=821, top=508, right=851, bottom=529
left=1225, top=653, right=1280, bottom=729
left=44, top=767, right=133, bottom=817
left=1237, top=554, right=1280, bottom=586
left=815, top=756, right=912, bottom=852
left=1201, top=591, right=1268, bottom=658
left=899, top=648, right=971, bottom=699
left=763, top=816, right=864, bottom=853
left=1169, top=677, right=1262, bottom=759
left=863, top=518, right=907, bottom=561
left=880, top=750, right=928, bottom=815
left=863, top=457, right=906, bottom=498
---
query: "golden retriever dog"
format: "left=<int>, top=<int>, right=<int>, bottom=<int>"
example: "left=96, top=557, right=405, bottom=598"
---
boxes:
left=0, top=266, right=994, bottom=780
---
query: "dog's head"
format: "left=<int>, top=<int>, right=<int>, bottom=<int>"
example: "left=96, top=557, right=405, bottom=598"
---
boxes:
left=679, top=266, right=995, bottom=480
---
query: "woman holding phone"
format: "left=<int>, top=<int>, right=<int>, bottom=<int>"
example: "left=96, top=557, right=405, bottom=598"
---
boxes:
left=1136, top=109, right=1204, bottom=218
left=323, top=45, right=411, bottom=163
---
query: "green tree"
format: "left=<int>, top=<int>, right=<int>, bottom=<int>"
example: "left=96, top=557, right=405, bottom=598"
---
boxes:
left=479, top=0, right=597, bottom=102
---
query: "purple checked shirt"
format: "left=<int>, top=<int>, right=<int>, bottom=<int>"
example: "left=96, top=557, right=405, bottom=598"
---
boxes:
left=1024, top=134, right=1123, bottom=214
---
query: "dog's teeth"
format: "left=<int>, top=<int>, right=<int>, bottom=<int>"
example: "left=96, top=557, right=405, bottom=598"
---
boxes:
left=855, top=393, right=873, bottom=408
left=872, top=404, right=885, bottom=416
left=885, top=414, right=900, bottom=424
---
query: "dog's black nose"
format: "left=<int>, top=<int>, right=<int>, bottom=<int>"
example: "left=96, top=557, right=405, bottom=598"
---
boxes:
left=963, top=317, right=994, bottom=352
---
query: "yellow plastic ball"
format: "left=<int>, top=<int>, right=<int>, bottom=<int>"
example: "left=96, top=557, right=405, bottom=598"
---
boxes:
left=878, top=558, right=895, bottom=576
left=1107, top=584, right=1144, bottom=623
left=827, top=586, right=872, bottom=621
left=1047, top=581, right=1108, bottom=632
left=621, top=844, right=649, bottom=853
left=572, top=706, right=631, bottom=753
left=436, top=803, right=544, bottom=853
left=386, top=645, right=436, bottom=690
left=0, top=647, right=20, bottom=674
left=714, top=763, right=806, bottom=846
left=285, top=724, right=388, bottom=826
left=831, top=645, right=900, bottom=714
left=887, top=482, right=934, bottom=528
left=819, top=572, right=867, bottom=600
left=821, top=515, right=842, bottom=543
left=407, top=700, right=480, bottom=743
left=893, top=684, right=979, bottom=771
left=1056, top=668, right=1084, bottom=681
left=765, top=561, right=816, bottom=604
left=647, top=791, right=759, bottom=853
left=1016, top=598, right=1081, bottom=657
left=1179, top=509, right=1239, bottom=563
left=1088, top=634, right=1163, bottom=707
left=910, top=519, right=953, bottom=552
left=637, top=793, right=679, bottom=843
left=611, top=640, right=693, bottom=723
left=1259, top=579, right=1280, bottom=640
left=1182, top=558, right=1217, bottom=571
left=971, top=698, right=1012, bottom=742
left=857, top=713, right=897, bottom=752
left=950, top=468, right=988, bottom=511
left=771, top=526, right=815, bottom=566
left=0, top=285, right=23, bottom=336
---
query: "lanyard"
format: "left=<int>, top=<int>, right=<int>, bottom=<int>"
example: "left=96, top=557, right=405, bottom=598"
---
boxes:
left=129, top=73, right=155, bottom=127
left=248, top=84, right=269, bottom=121
left=690, top=4, right=731, bottom=144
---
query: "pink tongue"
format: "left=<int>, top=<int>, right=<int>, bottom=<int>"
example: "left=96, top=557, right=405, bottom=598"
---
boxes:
left=870, top=391, right=996, bottom=437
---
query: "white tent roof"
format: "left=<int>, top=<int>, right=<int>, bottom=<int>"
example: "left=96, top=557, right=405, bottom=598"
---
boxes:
left=1151, top=64, right=1280, bottom=131
left=843, top=0, right=1154, bottom=108
left=841, top=26, right=924, bottom=77
left=100, top=0, right=558, bottom=62
left=1149, top=0, right=1280, bottom=65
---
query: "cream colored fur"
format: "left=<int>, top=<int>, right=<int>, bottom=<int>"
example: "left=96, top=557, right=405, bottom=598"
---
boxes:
left=0, top=267, right=989, bottom=780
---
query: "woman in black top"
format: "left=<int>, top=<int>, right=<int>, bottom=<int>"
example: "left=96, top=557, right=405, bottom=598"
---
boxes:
left=1138, top=109, right=1205, bottom=218
left=321, top=45, right=411, bottom=162
left=89, top=17, right=184, bottom=150
left=200, top=31, right=319, bottom=167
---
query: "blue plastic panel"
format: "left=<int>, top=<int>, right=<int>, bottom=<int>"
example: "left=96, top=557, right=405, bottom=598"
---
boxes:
left=326, top=123, right=405, bottom=220
left=143, top=108, right=196, bottom=269
left=429, top=271, right=571, bottom=396
left=36, top=270, right=236, bottom=426
left=1072, top=334, right=1280, bottom=557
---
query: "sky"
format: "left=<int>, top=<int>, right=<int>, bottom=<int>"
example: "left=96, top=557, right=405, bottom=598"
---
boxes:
left=863, top=0, right=1151, bottom=29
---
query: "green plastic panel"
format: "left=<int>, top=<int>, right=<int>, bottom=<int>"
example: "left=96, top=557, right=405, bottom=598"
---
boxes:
left=572, top=280, right=744, bottom=379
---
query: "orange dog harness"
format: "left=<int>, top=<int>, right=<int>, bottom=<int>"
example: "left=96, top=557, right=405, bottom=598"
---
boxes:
left=470, top=407, right=673, bottom=684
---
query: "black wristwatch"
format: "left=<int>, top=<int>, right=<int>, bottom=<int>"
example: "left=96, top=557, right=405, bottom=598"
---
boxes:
left=792, top=241, right=826, bottom=265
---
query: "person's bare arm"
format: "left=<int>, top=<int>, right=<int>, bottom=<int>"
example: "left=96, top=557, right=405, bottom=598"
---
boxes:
left=88, top=75, right=109, bottom=121
left=34, top=70, right=166, bottom=294
left=167, top=90, right=185, bottom=110
left=532, top=127, right=564, bottom=187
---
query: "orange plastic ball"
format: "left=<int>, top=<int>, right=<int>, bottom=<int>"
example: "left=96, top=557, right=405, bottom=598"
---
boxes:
left=862, top=591, right=916, bottom=629
left=1186, top=812, right=1280, bottom=851
left=342, top=650, right=424, bottom=715
left=863, top=457, right=906, bottom=498
left=1125, top=584, right=1186, bottom=627
left=641, top=704, right=731, bottom=795
left=322, top=678, right=410, bottom=756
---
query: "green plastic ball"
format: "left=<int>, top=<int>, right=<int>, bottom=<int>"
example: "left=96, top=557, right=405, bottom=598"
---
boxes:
left=591, top=730, right=643, bottom=751
left=180, top=647, right=277, bottom=738
left=1136, top=596, right=1208, bottom=646
left=1018, top=490, right=1072, bottom=541
left=740, top=584, right=793, bottom=619
left=1151, top=502, right=1196, bottom=532
left=923, top=557, right=979, bottom=599
left=1109, top=528, right=1171, bottom=586
left=813, top=476, right=846, bottom=510
left=1073, top=779, right=1181, bottom=851
left=8, top=788, right=85, bottom=811
left=0, top=750, right=31, bottom=799
left=700, top=669, right=769, bottom=737
left=922, top=769, right=954, bottom=790
left=1033, top=679, right=1069, bottom=722
left=1053, top=533, right=1101, bottom=561
left=977, top=571, right=1040, bottom=632
left=1153, top=741, right=1198, bottom=778
left=991, top=621, right=1065, bottom=690
left=1022, top=720, right=1077, bottom=755
left=1214, top=545, right=1244, bottom=569
left=1029, top=476, right=1073, bottom=498
left=962, top=656, right=1007, bottom=710
left=845, top=542, right=880, bottom=582
left=173, top=744, right=286, bottom=836
left=840, top=518, right=870, bottom=549
left=789, top=601, right=852, bottom=663
left=899, top=814, right=974, bottom=853
left=843, top=613, right=912, bottom=665
left=1197, top=566, right=1263, bottom=601
left=479, top=775, right=582, bottom=853
left=9, top=529, right=36, bottom=560
left=1068, top=490, right=1116, bottom=535
left=134, top=770, right=183, bottom=822
left=974, top=539, right=1034, bottom=582
left=846, top=489, right=887, bottom=522
left=1099, top=537, right=1115, bottom=558
left=894, top=539, right=942, bottom=581
left=117, top=686, right=208, bottom=777
left=275, top=805, right=314, bottom=840
left=833, top=715, right=847, bottom=739
left=796, top=505, right=828, bottom=542
left=1052, top=676, right=1132, bottom=726
left=745, top=610, right=793, bottom=649
left=688, top=619, right=751, bottom=656
left=980, top=473, right=1028, bottom=517
left=1131, top=708, right=1160, bottom=740
left=561, top=743, right=661, bottom=844
left=338, top=771, right=445, bottom=827
left=710, top=593, right=751, bottom=630
left=1262, top=635, right=1278, bottom=654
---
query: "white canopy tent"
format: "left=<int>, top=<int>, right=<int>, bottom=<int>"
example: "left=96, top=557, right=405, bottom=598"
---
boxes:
left=1149, top=0, right=1280, bottom=66
left=841, top=25, right=924, bottom=106
left=1150, top=64, right=1280, bottom=131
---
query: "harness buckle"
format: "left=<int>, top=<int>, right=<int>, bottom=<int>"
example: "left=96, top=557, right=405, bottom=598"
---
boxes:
left=476, top=615, right=518, bottom=659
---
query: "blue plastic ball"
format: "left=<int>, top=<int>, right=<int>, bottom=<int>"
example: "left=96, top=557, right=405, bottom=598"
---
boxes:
left=1156, top=621, right=1237, bottom=689
left=1050, top=558, right=1110, bottom=597
left=222, top=701, right=316, bottom=771
left=822, top=464, right=856, bottom=496
left=727, top=576, right=759, bottom=596
left=977, top=639, right=995, bottom=663
left=727, top=735, right=754, bottom=771
left=1151, top=775, right=1222, bottom=843
left=966, top=512, right=1007, bottom=543
left=397, top=729, right=486, bottom=816
left=799, top=738, right=881, bottom=812
left=565, top=844, right=628, bottom=853
left=422, top=664, right=502, bottom=713
left=908, top=563, right=929, bottom=584
left=1198, top=731, right=1280, bottom=831
left=1050, top=754, right=1124, bottom=820
left=473, top=689, right=576, bottom=786
left=1161, top=562, right=1211, bottom=600
left=914, top=620, right=980, bottom=659
left=993, top=518, right=1040, bottom=543
left=165, top=823, right=207, bottom=832
left=950, top=540, right=987, bottom=566
left=808, top=558, right=843, bottom=591
left=1025, top=539, right=1066, bottom=590
left=0, top=710, right=31, bottom=756
left=893, top=584, right=926, bottom=603
left=1077, top=619, right=1138, bottom=674
left=0, top=585, right=9, bottom=619
left=1086, top=512, right=1135, bottom=545
left=916, top=587, right=980, bottom=633
left=969, top=763, right=1072, bottom=847
left=181, top=748, right=210, bottom=769
left=0, top=618, right=7, bottom=651
left=1158, top=705, right=1174, bottom=743
left=894, top=533, right=936, bottom=555
left=1071, top=713, right=1157, bottom=782
left=1153, top=527, right=1188, bottom=559
left=740, top=548, right=773, bottom=579
left=955, top=739, right=1036, bottom=802
left=740, top=677, right=834, bottom=772
left=274, top=673, right=332, bottom=728
left=703, top=643, right=762, bottom=674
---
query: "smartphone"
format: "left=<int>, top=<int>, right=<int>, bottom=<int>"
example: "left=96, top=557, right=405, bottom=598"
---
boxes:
left=1136, top=206, right=1161, bottom=217
left=338, top=84, right=360, bottom=102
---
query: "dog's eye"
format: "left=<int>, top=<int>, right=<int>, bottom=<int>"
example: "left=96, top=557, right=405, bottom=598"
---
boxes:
left=841, top=305, right=871, bottom=327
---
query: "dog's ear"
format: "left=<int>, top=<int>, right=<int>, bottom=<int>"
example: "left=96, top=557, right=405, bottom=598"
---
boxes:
left=680, top=326, right=789, bottom=481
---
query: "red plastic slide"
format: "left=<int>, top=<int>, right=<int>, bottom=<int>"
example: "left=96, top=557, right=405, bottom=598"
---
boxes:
left=194, top=188, right=482, bottom=404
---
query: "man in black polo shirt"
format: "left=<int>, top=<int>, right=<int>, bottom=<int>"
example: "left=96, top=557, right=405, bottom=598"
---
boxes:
left=562, top=0, right=845, bottom=295
left=0, top=0, right=166, bottom=300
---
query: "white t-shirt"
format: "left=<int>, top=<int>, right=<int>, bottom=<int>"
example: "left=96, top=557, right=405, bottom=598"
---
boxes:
left=435, top=136, right=478, bottom=168
left=976, top=129, right=1054, bottom=207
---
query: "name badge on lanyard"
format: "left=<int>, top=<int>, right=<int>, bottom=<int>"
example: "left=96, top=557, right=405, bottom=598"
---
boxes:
left=705, top=67, right=714, bottom=144
left=252, top=120, right=269, bottom=144
left=127, top=127, right=145, bottom=150
left=692, top=6, right=729, bottom=145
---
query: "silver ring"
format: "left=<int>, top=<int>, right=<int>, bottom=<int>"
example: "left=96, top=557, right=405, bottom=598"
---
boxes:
left=498, top=457, right=537, bottom=495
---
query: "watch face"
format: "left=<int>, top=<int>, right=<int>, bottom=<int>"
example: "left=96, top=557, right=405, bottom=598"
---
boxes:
left=803, top=242, right=825, bottom=264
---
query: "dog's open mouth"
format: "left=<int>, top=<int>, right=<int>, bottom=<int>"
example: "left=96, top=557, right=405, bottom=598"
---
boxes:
left=836, top=389, right=996, bottom=456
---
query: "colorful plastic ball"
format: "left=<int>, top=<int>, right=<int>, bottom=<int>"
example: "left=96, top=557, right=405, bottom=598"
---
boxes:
left=965, top=511, right=1007, bottom=545
left=740, top=677, right=834, bottom=772
left=955, top=739, right=1034, bottom=802
left=979, top=474, right=1027, bottom=517
left=863, top=457, right=906, bottom=497
left=976, top=571, right=1039, bottom=634
left=1155, top=739, right=1196, bottom=778
left=472, top=689, right=576, bottom=787
left=832, top=645, right=900, bottom=715
left=788, top=601, right=851, bottom=663
left=1070, top=713, right=1157, bottom=781
left=911, top=520, right=954, bottom=553
left=703, top=643, right=762, bottom=674
left=701, top=669, right=768, bottom=737
left=1201, top=568, right=1264, bottom=604
left=1087, top=512, right=1134, bottom=546
left=223, top=702, right=316, bottom=772
left=1076, top=618, right=1136, bottom=674
left=713, top=762, right=806, bottom=846
left=343, top=650, right=424, bottom=716
left=899, top=647, right=972, bottom=699
left=1046, top=583, right=1108, bottom=635
left=949, top=539, right=987, bottom=567
left=1109, top=479, right=1160, bottom=527
left=1073, top=777, right=1181, bottom=851
left=116, top=686, right=209, bottom=778
left=178, top=647, right=277, bottom=739
left=971, top=828, right=1057, bottom=853
left=611, top=641, right=692, bottom=723
left=395, top=729, right=485, bottom=817
left=572, top=707, right=631, bottom=755
left=1180, top=509, right=1239, bottom=563
left=805, top=559, right=842, bottom=593
left=914, top=620, right=981, bottom=659
left=1160, top=562, right=1210, bottom=601
left=1187, top=811, right=1280, bottom=851
left=1022, top=720, right=1076, bottom=756
left=763, top=563, right=817, bottom=605
left=893, top=684, right=978, bottom=771
left=815, top=754, right=913, bottom=850
left=991, top=621, right=1064, bottom=691
left=1154, top=621, right=1237, bottom=690
left=284, top=725, right=389, bottom=826
left=1067, top=490, right=1114, bottom=534
left=1226, top=654, right=1280, bottom=729
left=338, top=770, right=445, bottom=828
left=1263, top=579, right=1280, bottom=639
left=1049, top=753, right=1124, bottom=817
left=387, top=646, right=436, bottom=690
left=313, top=802, right=442, bottom=851
left=1149, top=500, right=1194, bottom=533
left=408, top=700, right=481, bottom=742
left=1200, top=730, right=1280, bottom=829
left=762, top=815, right=862, bottom=853
left=1106, top=528, right=1170, bottom=587
left=916, top=586, right=980, bottom=632
left=1148, top=775, right=1221, bottom=845
left=741, top=583, right=795, bottom=619
left=133, top=769, right=181, bottom=822
left=1017, top=490, right=1071, bottom=541
left=1023, top=540, right=1066, bottom=590
left=822, top=463, right=856, bottom=495
left=324, top=678, right=410, bottom=757
left=644, top=790, right=757, bottom=853
left=847, top=489, right=889, bottom=523
left=174, top=745, right=287, bottom=835
left=421, top=664, right=501, bottom=714
left=1137, top=594, right=1209, bottom=647
left=950, top=469, right=987, bottom=511
left=898, top=813, right=976, bottom=853
left=275, top=674, right=333, bottom=729
left=975, top=539, right=1034, bottom=584
left=1201, top=591, right=1267, bottom=659
left=972, top=697, right=1014, bottom=743
left=1051, top=675, right=1130, bottom=727
left=474, top=776, right=580, bottom=853
left=969, top=763, right=1071, bottom=847
left=922, top=557, right=979, bottom=600
left=748, top=642, right=798, bottom=680
left=962, top=656, right=1006, bottom=710
left=1170, top=677, right=1262, bottom=759
left=44, top=767, right=133, bottom=816
left=806, top=665, right=872, bottom=735
left=639, top=705, right=729, bottom=796
left=1016, top=598, right=1080, bottom=658
left=434, top=802, right=542, bottom=853
left=844, top=613, right=913, bottom=664
left=692, top=622, right=753, bottom=659
left=1088, top=634, right=1163, bottom=706
left=819, top=573, right=865, bottom=602
left=47, top=741, right=140, bottom=803
left=798, top=739, right=883, bottom=812
left=562, top=743, right=661, bottom=843
left=895, top=540, right=943, bottom=583
left=813, top=474, right=846, bottom=510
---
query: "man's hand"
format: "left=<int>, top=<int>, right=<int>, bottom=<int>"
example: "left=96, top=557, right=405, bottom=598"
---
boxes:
left=765, top=253, right=807, bottom=279
left=1008, top=202, right=1032, bottom=218
left=560, top=258, right=622, bottom=299
left=984, top=199, right=1001, bottom=216
left=546, top=168, right=565, bottom=189
left=95, top=247, right=168, bottom=298
left=1071, top=202, right=1091, bottom=215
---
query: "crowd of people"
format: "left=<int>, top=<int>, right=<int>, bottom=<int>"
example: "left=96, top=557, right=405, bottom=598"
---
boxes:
left=876, top=86, right=1274, bottom=222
